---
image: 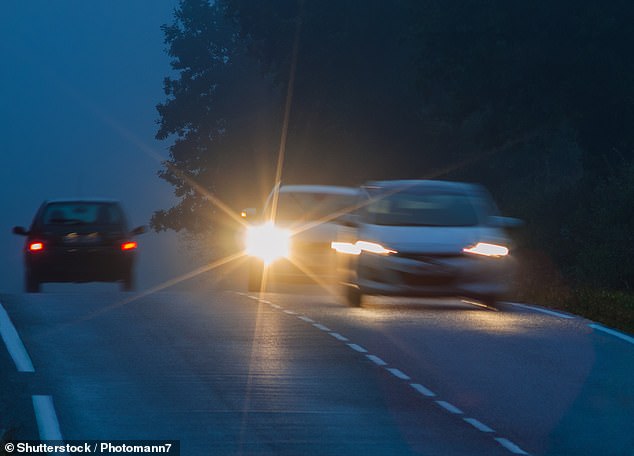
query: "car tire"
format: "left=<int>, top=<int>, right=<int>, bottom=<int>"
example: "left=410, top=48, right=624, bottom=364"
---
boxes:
left=25, top=271, right=41, bottom=293
left=121, top=272, right=135, bottom=292
left=346, top=285, right=362, bottom=307
left=247, top=260, right=264, bottom=292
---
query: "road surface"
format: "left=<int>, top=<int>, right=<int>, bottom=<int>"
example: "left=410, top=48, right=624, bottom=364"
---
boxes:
left=1, top=282, right=633, bottom=455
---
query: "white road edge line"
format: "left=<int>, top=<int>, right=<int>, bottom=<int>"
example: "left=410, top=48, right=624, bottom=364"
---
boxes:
left=511, top=303, right=574, bottom=319
left=495, top=437, right=529, bottom=455
left=410, top=383, right=436, bottom=397
left=464, top=417, right=495, bottom=433
left=435, top=400, right=463, bottom=415
left=32, top=395, right=64, bottom=441
left=0, top=303, right=35, bottom=373
left=589, top=324, right=634, bottom=345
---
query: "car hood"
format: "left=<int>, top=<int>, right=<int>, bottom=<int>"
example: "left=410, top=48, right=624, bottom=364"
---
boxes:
left=358, top=224, right=508, bottom=254
left=282, top=221, right=341, bottom=243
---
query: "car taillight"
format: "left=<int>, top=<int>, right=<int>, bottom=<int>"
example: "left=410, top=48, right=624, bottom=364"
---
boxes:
left=121, top=241, right=137, bottom=251
left=28, top=242, right=44, bottom=252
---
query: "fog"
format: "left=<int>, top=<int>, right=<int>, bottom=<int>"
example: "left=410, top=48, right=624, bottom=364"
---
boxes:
left=0, top=1, right=198, bottom=292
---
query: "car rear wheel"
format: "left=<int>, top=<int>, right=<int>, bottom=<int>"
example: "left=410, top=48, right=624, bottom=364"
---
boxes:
left=346, top=285, right=362, bottom=307
left=25, top=271, right=41, bottom=293
left=247, top=260, right=264, bottom=292
left=121, top=272, right=135, bottom=292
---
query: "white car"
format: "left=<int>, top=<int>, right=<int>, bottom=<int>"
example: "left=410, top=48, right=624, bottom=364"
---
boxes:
left=333, top=180, right=521, bottom=307
left=244, top=184, right=361, bottom=291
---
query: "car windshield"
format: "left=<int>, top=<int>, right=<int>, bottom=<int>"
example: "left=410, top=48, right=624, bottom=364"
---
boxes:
left=364, top=191, right=481, bottom=227
left=273, top=192, right=357, bottom=223
left=42, top=202, right=124, bottom=227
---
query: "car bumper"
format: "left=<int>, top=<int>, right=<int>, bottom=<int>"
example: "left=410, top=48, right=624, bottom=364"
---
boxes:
left=265, top=245, right=339, bottom=283
left=355, top=252, right=516, bottom=299
left=26, top=247, right=135, bottom=283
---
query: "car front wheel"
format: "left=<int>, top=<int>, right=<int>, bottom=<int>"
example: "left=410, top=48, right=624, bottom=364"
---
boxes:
left=247, top=260, right=264, bottom=292
left=25, top=271, right=41, bottom=293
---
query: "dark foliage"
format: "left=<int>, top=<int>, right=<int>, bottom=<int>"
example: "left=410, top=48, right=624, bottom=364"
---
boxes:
left=154, top=0, right=634, bottom=297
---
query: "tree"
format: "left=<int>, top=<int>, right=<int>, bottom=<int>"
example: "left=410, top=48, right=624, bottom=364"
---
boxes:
left=152, top=0, right=277, bottom=234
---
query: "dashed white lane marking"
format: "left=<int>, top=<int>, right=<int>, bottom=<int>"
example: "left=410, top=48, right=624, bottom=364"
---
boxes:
left=347, top=343, right=368, bottom=353
left=329, top=332, right=349, bottom=342
left=589, top=324, right=634, bottom=345
left=511, top=303, right=574, bottom=319
left=386, top=368, right=410, bottom=380
left=436, top=400, right=463, bottom=415
left=495, top=437, right=529, bottom=455
left=410, top=383, right=436, bottom=397
left=366, top=354, right=387, bottom=366
left=0, top=303, right=35, bottom=372
left=242, top=292, right=531, bottom=455
left=464, top=417, right=495, bottom=433
left=32, top=395, right=64, bottom=441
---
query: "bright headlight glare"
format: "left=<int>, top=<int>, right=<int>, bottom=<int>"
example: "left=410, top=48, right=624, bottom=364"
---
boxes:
left=331, top=241, right=362, bottom=255
left=245, top=222, right=291, bottom=264
left=356, top=240, right=397, bottom=255
left=463, top=242, right=509, bottom=257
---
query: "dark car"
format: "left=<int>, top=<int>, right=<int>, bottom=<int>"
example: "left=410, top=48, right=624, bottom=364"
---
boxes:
left=13, top=199, right=146, bottom=292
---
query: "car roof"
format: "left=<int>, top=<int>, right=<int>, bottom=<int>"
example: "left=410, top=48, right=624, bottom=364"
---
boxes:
left=277, top=185, right=361, bottom=196
left=363, top=179, right=482, bottom=193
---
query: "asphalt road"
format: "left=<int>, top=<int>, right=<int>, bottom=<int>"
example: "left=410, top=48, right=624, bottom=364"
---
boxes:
left=1, top=282, right=633, bottom=455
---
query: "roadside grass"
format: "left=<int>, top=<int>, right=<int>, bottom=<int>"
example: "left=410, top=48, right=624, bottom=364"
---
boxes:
left=513, top=252, right=634, bottom=334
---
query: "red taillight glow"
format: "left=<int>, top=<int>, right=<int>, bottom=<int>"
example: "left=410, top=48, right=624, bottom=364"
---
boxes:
left=28, top=242, right=44, bottom=252
left=121, top=241, right=137, bottom=251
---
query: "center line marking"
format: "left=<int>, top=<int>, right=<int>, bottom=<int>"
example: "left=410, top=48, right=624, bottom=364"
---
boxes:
left=464, top=417, right=494, bottom=433
left=410, top=383, right=436, bottom=397
left=495, top=438, right=529, bottom=455
left=329, top=332, right=349, bottom=341
left=312, top=323, right=331, bottom=331
left=298, top=316, right=314, bottom=323
left=386, top=368, right=410, bottom=380
left=347, top=343, right=368, bottom=353
left=435, top=400, right=463, bottom=415
left=366, top=354, right=387, bottom=366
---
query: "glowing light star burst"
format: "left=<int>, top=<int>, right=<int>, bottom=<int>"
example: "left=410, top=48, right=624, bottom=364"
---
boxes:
left=245, top=222, right=291, bottom=265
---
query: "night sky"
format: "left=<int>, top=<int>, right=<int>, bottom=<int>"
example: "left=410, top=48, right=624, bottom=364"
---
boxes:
left=0, top=1, right=191, bottom=292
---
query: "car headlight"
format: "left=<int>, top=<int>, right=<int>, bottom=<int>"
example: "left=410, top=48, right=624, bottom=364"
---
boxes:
left=463, top=242, right=509, bottom=258
left=331, top=241, right=362, bottom=255
left=355, top=241, right=397, bottom=255
left=245, top=222, right=291, bottom=264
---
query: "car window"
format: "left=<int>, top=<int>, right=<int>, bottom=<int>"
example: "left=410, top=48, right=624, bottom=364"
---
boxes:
left=364, top=191, right=480, bottom=226
left=271, top=192, right=358, bottom=223
left=42, top=203, right=124, bottom=227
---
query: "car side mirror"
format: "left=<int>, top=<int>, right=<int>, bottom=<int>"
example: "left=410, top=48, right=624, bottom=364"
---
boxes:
left=13, top=226, right=28, bottom=236
left=488, top=216, right=524, bottom=229
left=131, top=226, right=147, bottom=236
